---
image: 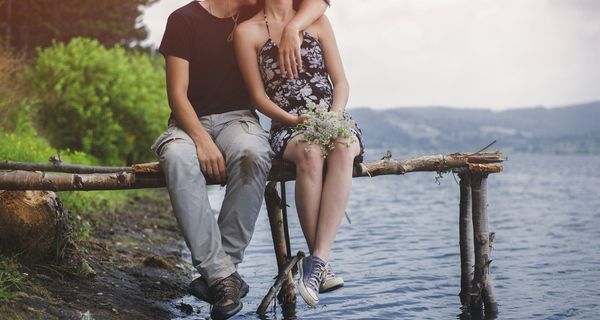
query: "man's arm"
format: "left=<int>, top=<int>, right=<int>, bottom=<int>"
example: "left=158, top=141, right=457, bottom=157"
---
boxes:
left=165, top=56, right=227, bottom=183
left=278, top=0, right=329, bottom=79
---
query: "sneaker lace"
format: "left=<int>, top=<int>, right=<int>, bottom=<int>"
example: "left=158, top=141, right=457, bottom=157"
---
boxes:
left=307, top=261, right=326, bottom=293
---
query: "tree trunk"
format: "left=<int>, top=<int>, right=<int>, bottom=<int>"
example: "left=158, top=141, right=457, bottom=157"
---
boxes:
left=0, top=190, right=69, bottom=262
left=5, top=0, right=12, bottom=46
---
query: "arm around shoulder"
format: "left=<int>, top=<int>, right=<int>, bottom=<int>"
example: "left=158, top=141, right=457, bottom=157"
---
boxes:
left=234, top=24, right=300, bottom=126
left=315, top=15, right=349, bottom=112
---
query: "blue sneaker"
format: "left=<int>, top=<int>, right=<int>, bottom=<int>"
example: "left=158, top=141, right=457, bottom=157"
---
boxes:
left=297, top=256, right=327, bottom=307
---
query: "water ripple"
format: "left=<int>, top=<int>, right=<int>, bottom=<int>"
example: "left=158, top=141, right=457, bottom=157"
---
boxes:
left=171, top=154, right=600, bottom=319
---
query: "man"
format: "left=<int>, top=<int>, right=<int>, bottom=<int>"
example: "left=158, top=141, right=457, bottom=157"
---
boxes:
left=152, top=0, right=330, bottom=319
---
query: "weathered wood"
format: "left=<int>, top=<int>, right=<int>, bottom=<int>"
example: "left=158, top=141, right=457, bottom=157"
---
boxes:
left=0, top=190, right=69, bottom=261
left=263, top=181, right=297, bottom=315
left=257, top=251, right=305, bottom=315
left=458, top=172, right=475, bottom=308
left=0, top=170, right=165, bottom=191
left=0, top=152, right=504, bottom=191
left=0, top=160, right=131, bottom=173
left=470, top=173, right=498, bottom=316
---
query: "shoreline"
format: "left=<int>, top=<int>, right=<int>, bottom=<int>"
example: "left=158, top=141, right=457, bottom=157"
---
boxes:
left=0, top=190, right=198, bottom=320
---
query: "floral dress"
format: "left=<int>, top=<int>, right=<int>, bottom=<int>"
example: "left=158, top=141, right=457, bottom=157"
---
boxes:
left=258, top=15, right=364, bottom=159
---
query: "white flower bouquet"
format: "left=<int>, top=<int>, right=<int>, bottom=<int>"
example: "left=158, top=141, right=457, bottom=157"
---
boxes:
left=292, top=100, right=357, bottom=157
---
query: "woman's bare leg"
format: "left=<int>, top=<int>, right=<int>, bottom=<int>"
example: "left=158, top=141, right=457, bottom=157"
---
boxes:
left=283, top=135, right=325, bottom=252
left=312, top=136, right=360, bottom=261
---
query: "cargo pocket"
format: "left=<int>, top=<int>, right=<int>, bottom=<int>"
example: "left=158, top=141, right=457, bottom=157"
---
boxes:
left=150, top=126, right=192, bottom=158
left=238, top=118, right=269, bottom=140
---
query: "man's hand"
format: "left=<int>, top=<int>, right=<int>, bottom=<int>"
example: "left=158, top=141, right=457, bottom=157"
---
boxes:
left=278, top=24, right=303, bottom=79
left=195, top=138, right=227, bottom=183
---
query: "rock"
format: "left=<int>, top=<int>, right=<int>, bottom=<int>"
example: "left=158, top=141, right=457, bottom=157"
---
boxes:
left=179, top=302, right=193, bottom=314
left=79, top=259, right=97, bottom=278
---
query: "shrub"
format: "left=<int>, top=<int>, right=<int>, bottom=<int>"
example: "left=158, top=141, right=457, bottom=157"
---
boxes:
left=29, top=38, right=169, bottom=165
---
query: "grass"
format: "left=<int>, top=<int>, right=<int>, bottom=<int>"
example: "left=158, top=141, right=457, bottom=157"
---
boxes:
left=0, top=257, right=27, bottom=301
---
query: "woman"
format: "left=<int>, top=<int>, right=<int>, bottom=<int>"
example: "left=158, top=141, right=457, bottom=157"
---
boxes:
left=234, top=0, right=364, bottom=307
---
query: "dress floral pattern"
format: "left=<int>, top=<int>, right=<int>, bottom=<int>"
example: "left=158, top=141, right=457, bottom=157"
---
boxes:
left=258, top=31, right=364, bottom=159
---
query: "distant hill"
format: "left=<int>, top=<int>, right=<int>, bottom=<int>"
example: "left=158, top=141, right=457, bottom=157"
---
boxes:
left=347, top=101, right=600, bottom=155
left=258, top=101, right=600, bottom=156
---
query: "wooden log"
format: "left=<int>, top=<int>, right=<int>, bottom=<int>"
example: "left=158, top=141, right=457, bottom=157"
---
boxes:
left=0, top=190, right=69, bottom=262
left=275, top=152, right=504, bottom=181
left=470, top=173, right=498, bottom=316
left=263, top=181, right=297, bottom=315
left=0, top=170, right=165, bottom=191
left=458, top=171, right=475, bottom=308
left=0, top=160, right=131, bottom=173
left=0, top=152, right=504, bottom=191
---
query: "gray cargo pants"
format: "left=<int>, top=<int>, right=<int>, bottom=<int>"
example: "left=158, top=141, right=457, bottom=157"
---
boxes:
left=151, top=110, right=273, bottom=286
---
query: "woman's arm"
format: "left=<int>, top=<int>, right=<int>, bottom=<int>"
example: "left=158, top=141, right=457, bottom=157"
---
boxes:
left=165, top=56, right=227, bottom=182
left=278, top=0, right=329, bottom=79
left=234, top=24, right=306, bottom=126
left=315, top=16, right=349, bottom=112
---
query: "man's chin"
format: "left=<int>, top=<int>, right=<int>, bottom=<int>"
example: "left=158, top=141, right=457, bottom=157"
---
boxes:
left=239, top=0, right=260, bottom=7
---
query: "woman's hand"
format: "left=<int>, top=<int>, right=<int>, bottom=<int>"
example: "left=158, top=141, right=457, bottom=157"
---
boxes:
left=295, top=113, right=312, bottom=125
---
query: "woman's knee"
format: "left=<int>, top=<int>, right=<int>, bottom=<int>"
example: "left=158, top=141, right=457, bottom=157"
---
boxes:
left=294, top=147, right=324, bottom=174
left=328, top=143, right=358, bottom=162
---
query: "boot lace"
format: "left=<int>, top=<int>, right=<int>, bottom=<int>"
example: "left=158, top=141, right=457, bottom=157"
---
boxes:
left=212, top=274, right=240, bottom=306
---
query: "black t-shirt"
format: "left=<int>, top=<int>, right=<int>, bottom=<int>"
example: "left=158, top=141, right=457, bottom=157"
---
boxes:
left=159, top=1, right=256, bottom=117
left=159, top=0, right=331, bottom=118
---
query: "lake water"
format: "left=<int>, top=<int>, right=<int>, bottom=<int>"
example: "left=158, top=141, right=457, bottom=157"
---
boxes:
left=170, top=153, right=600, bottom=319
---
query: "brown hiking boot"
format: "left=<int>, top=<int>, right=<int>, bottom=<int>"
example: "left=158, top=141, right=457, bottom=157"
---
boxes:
left=209, top=272, right=248, bottom=320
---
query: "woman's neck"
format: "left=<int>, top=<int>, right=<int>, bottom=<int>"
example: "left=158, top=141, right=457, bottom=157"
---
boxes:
left=264, top=0, right=295, bottom=22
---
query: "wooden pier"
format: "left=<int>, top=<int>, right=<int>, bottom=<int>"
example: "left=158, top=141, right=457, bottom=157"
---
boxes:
left=0, top=151, right=504, bottom=318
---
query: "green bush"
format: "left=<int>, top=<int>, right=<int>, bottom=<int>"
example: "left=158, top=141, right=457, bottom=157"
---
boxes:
left=0, top=127, right=150, bottom=227
left=29, top=38, right=169, bottom=165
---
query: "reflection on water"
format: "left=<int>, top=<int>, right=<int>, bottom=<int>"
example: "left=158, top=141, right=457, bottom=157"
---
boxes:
left=170, top=153, right=600, bottom=319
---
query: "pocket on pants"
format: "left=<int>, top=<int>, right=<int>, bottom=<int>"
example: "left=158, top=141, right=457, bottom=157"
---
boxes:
left=238, top=118, right=269, bottom=139
left=151, top=126, right=193, bottom=158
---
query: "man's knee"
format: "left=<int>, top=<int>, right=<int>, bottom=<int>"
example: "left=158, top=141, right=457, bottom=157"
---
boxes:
left=228, top=146, right=271, bottom=183
left=160, top=140, right=197, bottom=169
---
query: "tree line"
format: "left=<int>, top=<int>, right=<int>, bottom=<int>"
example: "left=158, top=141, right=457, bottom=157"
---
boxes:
left=0, top=0, right=157, bottom=53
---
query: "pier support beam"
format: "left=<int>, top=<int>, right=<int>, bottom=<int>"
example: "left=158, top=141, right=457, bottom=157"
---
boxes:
left=470, top=173, right=498, bottom=317
left=258, top=182, right=297, bottom=317
left=458, top=172, right=475, bottom=308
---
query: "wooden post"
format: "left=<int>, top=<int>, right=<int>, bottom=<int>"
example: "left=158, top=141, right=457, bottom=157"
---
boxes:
left=458, top=172, right=474, bottom=308
left=470, top=173, right=498, bottom=316
left=262, top=181, right=297, bottom=316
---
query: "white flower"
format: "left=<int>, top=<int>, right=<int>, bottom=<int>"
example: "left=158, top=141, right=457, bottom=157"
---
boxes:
left=292, top=101, right=357, bottom=158
left=299, top=85, right=312, bottom=97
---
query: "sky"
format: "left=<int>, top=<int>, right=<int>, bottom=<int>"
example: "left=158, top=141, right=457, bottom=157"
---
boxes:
left=142, top=0, right=600, bottom=110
